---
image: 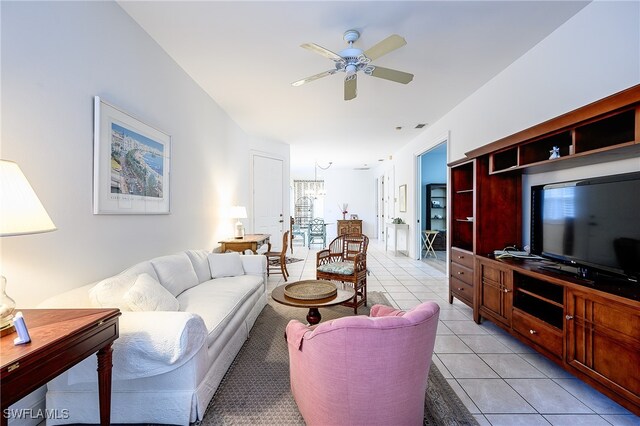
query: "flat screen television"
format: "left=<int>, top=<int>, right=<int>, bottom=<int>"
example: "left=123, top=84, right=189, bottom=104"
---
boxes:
left=530, top=171, right=640, bottom=281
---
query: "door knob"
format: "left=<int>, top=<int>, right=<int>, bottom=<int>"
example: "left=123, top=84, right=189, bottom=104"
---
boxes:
left=566, top=315, right=574, bottom=320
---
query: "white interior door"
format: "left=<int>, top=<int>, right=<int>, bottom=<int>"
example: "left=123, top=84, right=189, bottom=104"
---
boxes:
left=252, top=154, right=284, bottom=247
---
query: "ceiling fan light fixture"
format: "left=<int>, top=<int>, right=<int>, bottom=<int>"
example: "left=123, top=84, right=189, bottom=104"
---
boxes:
left=345, top=64, right=357, bottom=78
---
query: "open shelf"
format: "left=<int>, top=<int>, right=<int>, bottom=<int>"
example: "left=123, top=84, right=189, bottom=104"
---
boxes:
left=513, top=273, right=564, bottom=330
left=575, top=108, right=636, bottom=153
left=489, top=104, right=639, bottom=175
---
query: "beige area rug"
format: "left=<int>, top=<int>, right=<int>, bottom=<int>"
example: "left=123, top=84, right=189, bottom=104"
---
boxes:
left=196, top=292, right=479, bottom=426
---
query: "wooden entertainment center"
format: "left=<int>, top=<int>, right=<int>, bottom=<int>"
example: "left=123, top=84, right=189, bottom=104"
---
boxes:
left=448, top=84, right=640, bottom=415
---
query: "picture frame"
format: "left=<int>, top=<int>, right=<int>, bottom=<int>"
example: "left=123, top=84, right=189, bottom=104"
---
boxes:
left=350, top=214, right=358, bottom=220
left=399, top=184, right=407, bottom=212
left=93, top=96, right=171, bottom=214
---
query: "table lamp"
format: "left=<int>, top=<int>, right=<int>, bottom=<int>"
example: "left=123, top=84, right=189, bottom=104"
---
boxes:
left=0, top=160, right=57, bottom=335
left=229, top=206, right=247, bottom=239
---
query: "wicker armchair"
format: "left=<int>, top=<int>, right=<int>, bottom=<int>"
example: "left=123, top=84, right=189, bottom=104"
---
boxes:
left=316, top=234, right=369, bottom=314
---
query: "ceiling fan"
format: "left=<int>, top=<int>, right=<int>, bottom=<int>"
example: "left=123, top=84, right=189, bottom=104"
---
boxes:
left=292, top=30, right=413, bottom=101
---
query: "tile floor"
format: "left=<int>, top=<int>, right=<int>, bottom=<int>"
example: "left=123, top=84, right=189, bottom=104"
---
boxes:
left=268, top=239, right=639, bottom=426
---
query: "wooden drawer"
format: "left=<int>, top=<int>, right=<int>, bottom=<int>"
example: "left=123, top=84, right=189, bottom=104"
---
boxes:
left=450, top=276, right=473, bottom=303
left=450, top=262, right=473, bottom=286
left=451, top=248, right=474, bottom=269
left=512, top=309, right=562, bottom=358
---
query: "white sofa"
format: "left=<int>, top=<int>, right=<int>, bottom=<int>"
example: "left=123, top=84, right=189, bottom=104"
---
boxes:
left=38, top=249, right=267, bottom=425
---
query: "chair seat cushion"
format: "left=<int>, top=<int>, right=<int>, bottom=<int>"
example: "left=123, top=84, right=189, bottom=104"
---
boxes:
left=317, top=261, right=354, bottom=275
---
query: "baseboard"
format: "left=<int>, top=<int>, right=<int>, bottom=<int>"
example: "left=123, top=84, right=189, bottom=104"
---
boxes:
left=6, top=386, right=47, bottom=426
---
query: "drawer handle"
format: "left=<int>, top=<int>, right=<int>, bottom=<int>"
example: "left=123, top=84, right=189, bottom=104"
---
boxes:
left=566, top=315, right=574, bottom=320
left=529, top=329, right=537, bottom=335
left=457, top=271, right=464, bottom=275
left=503, top=288, right=510, bottom=293
left=457, top=255, right=464, bottom=259
left=457, top=287, right=464, bottom=291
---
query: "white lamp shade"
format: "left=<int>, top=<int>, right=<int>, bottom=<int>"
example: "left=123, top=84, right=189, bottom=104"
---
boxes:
left=0, top=160, right=57, bottom=237
left=229, top=205, right=247, bottom=219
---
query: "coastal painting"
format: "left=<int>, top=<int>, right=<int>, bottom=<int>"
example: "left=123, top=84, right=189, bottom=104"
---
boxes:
left=110, top=123, right=164, bottom=198
left=93, top=96, right=171, bottom=214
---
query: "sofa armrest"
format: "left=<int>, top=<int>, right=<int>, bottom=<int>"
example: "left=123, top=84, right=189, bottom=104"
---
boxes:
left=112, top=311, right=207, bottom=380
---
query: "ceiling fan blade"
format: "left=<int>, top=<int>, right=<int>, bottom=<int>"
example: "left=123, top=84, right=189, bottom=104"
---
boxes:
left=344, top=75, right=357, bottom=101
left=301, top=43, right=344, bottom=62
left=370, top=66, right=414, bottom=84
left=364, top=34, right=407, bottom=61
left=292, top=69, right=337, bottom=87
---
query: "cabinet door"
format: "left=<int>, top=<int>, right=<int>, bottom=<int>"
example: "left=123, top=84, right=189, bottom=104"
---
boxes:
left=477, top=259, right=512, bottom=326
left=566, top=289, right=640, bottom=409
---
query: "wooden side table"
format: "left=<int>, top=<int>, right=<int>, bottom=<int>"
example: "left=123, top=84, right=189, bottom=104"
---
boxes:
left=219, top=234, right=271, bottom=254
left=271, top=282, right=354, bottom=325
left=0, top=308, right=120, bottom=426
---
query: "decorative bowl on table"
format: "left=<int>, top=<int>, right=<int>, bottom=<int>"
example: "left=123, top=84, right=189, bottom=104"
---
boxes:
left=284, top=280, right=337, bottom=300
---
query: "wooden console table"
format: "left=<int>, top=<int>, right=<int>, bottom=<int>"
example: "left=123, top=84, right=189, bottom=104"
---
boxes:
left=0, top=308, right=120, bottom=426
left=219, top=234, right=271, bottom=254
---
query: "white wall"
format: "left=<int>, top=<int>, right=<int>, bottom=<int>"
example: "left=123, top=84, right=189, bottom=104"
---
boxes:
left=376, top=0, right=640, bottom=259
left=0, top=1, right=288, bottom=306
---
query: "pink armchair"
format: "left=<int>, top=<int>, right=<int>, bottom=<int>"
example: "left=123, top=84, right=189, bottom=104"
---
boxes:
left=286, top=301, right=440, bottom=426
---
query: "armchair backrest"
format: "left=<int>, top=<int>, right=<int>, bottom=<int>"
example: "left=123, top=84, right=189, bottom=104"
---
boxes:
left=328, top=233, right=368, bottom=260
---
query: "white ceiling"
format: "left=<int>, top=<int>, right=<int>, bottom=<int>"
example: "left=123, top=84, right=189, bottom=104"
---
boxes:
left=119, top=1, right=589, bottom=177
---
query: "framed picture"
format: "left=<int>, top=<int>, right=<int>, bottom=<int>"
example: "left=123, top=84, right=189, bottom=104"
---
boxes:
left=93, top=96, right=171, bottom=214
left=399, top=184, right=407, bottom=212
left=350, top=214, right=358, bottom=220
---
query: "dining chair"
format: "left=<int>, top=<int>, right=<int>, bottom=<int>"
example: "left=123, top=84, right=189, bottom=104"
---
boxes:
left=307, top=218, right=326, bottom=248
left=264, top=230, right=290, bottom=281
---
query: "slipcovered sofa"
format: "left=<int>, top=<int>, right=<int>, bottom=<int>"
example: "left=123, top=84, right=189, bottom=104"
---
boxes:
left=38, top=249, right=267, bottom=425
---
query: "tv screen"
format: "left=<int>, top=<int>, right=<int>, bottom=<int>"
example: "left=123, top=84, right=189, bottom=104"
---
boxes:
left=531, top=172, right=640, bottom=279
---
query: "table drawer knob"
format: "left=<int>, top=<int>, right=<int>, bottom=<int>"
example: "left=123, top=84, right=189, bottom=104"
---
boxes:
left=529, top=329, right=537, bottom=335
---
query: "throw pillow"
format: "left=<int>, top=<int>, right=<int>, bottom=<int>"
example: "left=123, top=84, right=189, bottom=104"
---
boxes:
left=208, top=252, right=245, bottom=278
left=124, top=273, right=180, bottom=312
left=150, top=253, right=200, bottom=297
left=89, top=273, right=137, bottom=311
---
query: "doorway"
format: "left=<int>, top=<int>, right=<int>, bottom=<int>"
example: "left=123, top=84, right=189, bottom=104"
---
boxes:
left=252, top=153, right=285, bottom=243
left=416, top=141, right=448, bottom=268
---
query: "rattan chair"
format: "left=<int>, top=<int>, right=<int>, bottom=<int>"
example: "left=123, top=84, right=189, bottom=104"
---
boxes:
left=316, top=233, right=369, bottom=313
left=265, top=230, right=290, bottom=281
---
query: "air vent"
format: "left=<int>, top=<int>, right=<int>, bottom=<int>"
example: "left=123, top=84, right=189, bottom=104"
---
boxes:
left=415, top=123, right=427, bottom=129
left=353, top=167, right=370, bottom=170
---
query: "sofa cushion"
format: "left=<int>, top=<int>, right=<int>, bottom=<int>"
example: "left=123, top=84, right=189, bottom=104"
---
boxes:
left=177, top=275, right=263, bottom=347
left=185, top=250, right=212, bottom=283
left=151, top=253, right=200, bottom=297
left=124, top=273, right=180, bottom=312
left=123, top=260, right=159, bottom=282
left=317, top=261, right=354, bottom=275
left=208, top=252, right=245, bottom=278
left=89, top=273, right=137, bottom=311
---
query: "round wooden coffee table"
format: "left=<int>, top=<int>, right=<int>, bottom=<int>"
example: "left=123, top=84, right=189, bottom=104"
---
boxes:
left=271, top=280, right=354, bottom=325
